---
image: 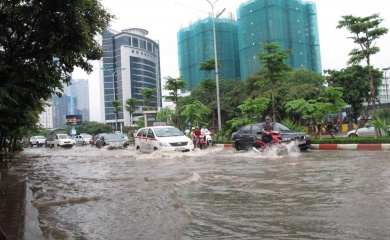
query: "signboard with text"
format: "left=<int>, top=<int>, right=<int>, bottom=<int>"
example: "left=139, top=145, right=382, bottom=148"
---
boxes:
left=66, top=115, right=82, bottom=126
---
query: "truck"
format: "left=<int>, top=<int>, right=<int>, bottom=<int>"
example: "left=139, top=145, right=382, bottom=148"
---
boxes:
left=45, top=128, right=73, bottom=148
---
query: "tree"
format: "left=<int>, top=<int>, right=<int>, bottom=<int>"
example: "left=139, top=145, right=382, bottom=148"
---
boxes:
left=324, top=66, right=382, bottom=123
left=257, top=42, right=293, bottom=121
left=227, top=97, right=270, bottom=131
left=199, top=59, right=219, bottom=77
left=163, top=76, right=187, bottom=128
left=111, top=100, right=121, bottom=132
left=285, top=87, right=346, bottom=138
left=0, top=0, right=113, bottom=158
left=337, top=14, right=388, bottom=135
left=157, top=107, right=174, bottom=125
left=125, top=98, right=138, bottom=126
left=140, top=88, right=156, bottom=110
left=180, top=101, right=211, bottom=128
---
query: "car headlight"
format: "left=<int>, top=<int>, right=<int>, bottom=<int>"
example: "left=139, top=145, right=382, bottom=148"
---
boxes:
left=283, top=137, right=292, bottom=141
left=189, top=141, right=193, bottom=146
left=159, top=142, right=171, bottom=147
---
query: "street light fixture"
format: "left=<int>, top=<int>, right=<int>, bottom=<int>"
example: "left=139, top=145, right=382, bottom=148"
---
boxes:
left=100, top=67, right=126, bottom=130
left=382, top=67, right=390, bottom=101
left=100, top=67, right=126, bottom=101
left=206, top=0, right=222, bottom=132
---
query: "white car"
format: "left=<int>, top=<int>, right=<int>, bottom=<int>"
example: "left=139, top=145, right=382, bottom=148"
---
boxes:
left=74, top=134, right=92, bottom=145
left=347, top=125, right=389, bottom=137
left=135, top=126, right=194, bottom=152
left=29, top=136, right=46, bottom=147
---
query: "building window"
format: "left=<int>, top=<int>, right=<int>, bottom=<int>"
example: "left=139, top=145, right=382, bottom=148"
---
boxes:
left=132, top=38, right=139, bottom=47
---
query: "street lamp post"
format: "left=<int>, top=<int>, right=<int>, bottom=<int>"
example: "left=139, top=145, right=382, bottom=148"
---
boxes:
left=101, top=67, right=126, bottom=131
left=206, top=0, right=222, bottom=132
left=382, top=67, right=390, bottom=101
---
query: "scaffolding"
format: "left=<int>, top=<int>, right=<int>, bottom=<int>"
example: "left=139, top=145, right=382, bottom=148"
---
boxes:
left=237, top=0, right=322, bottom=80
left=178, top=17, right=241, bottom=91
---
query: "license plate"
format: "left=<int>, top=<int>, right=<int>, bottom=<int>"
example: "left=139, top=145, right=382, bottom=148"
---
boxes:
left=298, top=140, right=306, bottom=144
left=176, top=147, right=185, bottom=151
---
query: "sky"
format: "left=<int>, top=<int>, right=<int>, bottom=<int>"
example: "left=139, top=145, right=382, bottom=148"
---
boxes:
left=72, top=0, right=390, bottom=121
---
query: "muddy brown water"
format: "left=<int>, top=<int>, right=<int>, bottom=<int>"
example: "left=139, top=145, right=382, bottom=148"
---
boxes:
left=9, top=145, right=390, bottom=239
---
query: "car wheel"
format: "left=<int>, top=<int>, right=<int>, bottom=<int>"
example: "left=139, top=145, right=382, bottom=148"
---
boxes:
left=235, top=141, right=243, bottom=151
left=348, top=133, right=357, bottom=137
left=30, top=143, right=33, bottom=147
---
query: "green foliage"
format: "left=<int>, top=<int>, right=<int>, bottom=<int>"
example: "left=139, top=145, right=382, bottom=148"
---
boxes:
left=285, top=86, right=346, bottom=139
left=125, top=98, right=138, bottom=125
left=163, top=76, right=187, bottom=128
left=180, top=101, right=211, bottom=127
left=140, top=88, right=156, bottom=110
left=324, top=66, right=382, bottom=123
left=75, top=121, right=112, bottom=135
left=337, top=13, right=388, bottom=126
left=337, top=14, right=388, bottom=66
left=135, top=118, right=145, bottom=128
left=199, top=59, right=219, bottom=77
left=257, top=42, right=293, bottom=121
left=311, top=137, right=390, bottom=144
left=371, top=108, right=390, bottom=137
left=0, top=0, right=113, bottom=160
left=281, top=118, right=304, bottom=132
left=157, top=108, right=174, bottom=124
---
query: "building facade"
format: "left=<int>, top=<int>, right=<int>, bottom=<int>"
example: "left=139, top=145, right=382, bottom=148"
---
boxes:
left=177, top=0, right=322, bottom=90
left=237, top=0, right=322, bottom=80
left=100, top=28, right=162, bottom=129
left=38, top=103, right=54, bottom=129
left=64, top=78, right=90, bottom=122
left=178, top=17, right=241, bottom=91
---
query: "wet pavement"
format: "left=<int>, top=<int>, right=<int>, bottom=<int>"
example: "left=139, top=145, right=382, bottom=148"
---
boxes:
left=1, top=145, right=390, bottom=239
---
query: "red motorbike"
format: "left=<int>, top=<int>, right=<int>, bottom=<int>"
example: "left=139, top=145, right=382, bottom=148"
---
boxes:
left=253, top=130, right=287, bottom=155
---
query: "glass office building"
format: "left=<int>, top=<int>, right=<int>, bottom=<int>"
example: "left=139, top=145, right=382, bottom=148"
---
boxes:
left=178, top=17, right=241, bottom=91
left=237, top=0, right=322, bottom=80
left=100, top=28, right=162, bottom=129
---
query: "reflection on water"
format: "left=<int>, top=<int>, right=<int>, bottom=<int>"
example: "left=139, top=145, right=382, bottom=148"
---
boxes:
left=12, top=146, right=390, bottom=239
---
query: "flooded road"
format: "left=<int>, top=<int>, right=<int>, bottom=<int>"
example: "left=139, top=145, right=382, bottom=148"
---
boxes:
left=12, top=146, right=390, bottom=239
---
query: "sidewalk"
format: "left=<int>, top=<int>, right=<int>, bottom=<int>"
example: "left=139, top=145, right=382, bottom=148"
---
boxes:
left=0, top=162, right=25, bottom=240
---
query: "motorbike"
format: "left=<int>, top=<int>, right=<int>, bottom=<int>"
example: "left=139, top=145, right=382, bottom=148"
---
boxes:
left=252, top=130, right=288, bottom=155
left=199, top=133, right=212, bottom=150
left=326, top=124, right=339, bottom=134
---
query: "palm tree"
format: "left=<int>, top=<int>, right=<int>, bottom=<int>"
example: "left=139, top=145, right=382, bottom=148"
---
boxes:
left=111, top=100, right=121, bottom=132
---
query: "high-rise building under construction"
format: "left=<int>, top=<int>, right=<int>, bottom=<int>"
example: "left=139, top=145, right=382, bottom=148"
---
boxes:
left=177, top=0, right=321, bottom=90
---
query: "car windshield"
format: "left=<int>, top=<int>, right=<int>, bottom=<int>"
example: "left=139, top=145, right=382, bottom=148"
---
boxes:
left=36, top=136, right=45, bottom=139
left=154, top=127, right=183, bottom=137
left=104, top=134, right=123, bottom=140
left=81, top=134, right=92, bottom=138
left=58, top=134, right=69, bottom=139
left=273, top=122, right=292, bottom=131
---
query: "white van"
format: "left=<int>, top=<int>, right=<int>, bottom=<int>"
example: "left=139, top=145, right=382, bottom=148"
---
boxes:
left=134, top=126, right=194, bottom=152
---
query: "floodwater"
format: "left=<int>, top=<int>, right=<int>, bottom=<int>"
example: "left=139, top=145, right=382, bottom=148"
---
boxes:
left=11, top=144, right=390, bottom=240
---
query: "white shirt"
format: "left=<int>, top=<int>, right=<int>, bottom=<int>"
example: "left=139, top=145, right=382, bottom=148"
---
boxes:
left=201, top=128, right=210, bottom=135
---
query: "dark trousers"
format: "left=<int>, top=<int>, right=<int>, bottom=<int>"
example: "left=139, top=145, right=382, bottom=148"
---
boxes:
left=262, top=134, right=272, bottom=143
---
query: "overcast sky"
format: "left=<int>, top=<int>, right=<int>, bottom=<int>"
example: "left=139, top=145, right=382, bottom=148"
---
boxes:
left=73, top=0, right=390, bottom=121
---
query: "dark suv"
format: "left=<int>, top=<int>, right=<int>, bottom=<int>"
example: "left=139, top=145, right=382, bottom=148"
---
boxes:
left=231, top=122, right=311, bottom=151
left=95, top=133, right=128, bottom=149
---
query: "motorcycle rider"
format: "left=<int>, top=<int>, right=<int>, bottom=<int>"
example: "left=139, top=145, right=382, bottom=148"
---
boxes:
left=192, top=126, right=202, bottom=149
left=261, top=116, right=273, bottom=144
left=200, top=124, right=211, bottom=147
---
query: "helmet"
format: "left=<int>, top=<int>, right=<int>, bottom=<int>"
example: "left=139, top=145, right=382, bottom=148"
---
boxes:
left=265, top=116, right=271, bottom=120
left=192, top=127, right=195, bottom=130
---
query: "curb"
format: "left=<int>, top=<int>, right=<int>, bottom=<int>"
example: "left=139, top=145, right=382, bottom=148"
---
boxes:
left=215, top=143, right=390, bottom=151
left=310, top=144, right=390, bottom=151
